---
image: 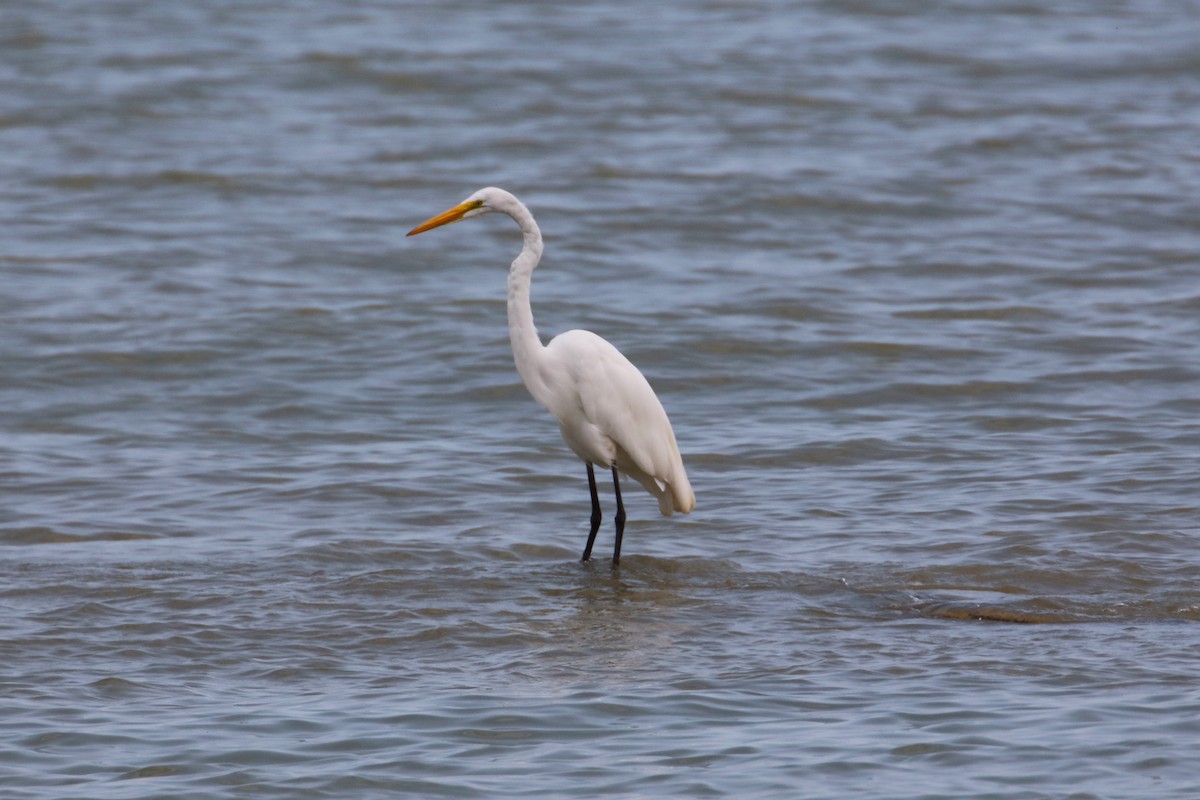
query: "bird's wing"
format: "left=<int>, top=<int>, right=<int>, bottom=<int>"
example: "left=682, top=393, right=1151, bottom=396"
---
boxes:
left=549, top=330, right=678, bottom=480
left=544, top=329, right=693, bottom=515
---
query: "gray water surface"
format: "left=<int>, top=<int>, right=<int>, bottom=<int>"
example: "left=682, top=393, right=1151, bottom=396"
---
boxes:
left=2, top=2, right=1199, bottom=798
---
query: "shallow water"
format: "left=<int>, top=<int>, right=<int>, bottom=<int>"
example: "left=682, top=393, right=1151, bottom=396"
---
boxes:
left=2, top=1, right=1199, bottom=798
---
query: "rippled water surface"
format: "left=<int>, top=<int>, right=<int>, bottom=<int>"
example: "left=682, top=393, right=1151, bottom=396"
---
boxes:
left=3, top=1, right=1200, bottom=798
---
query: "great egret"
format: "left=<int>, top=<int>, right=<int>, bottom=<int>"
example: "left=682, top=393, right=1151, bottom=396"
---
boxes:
left=407, top=187, right=694, bottom=566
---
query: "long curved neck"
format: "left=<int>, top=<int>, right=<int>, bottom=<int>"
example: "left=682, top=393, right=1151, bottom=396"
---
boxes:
left=505, top=200, right=550, bottom=404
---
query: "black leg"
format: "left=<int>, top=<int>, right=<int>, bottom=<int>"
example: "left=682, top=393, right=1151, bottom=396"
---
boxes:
left=611, top=466, right=626, bottom=567
left=581, top=463, right=601, bottom=562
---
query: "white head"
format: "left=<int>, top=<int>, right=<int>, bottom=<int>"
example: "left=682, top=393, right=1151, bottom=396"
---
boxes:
left=407, top=187, right=521, bottom=236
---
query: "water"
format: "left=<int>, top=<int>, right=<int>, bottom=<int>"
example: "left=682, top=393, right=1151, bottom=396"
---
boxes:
left=2, top=1, right=1199, bottom=797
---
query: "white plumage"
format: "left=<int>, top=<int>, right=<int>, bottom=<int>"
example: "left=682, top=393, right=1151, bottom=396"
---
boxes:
left=407, top=187, right=694, bottom=564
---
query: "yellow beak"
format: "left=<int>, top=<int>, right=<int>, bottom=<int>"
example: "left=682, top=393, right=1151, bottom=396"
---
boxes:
left=406, top=199, right=483, bottom=236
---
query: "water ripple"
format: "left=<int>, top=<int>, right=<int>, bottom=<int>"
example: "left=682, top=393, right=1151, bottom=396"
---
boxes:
left=4, top=0, right=1200, bottom=798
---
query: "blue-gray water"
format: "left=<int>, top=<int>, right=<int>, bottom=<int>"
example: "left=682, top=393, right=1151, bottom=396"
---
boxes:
left=3, top=2, right=1199, bottom=798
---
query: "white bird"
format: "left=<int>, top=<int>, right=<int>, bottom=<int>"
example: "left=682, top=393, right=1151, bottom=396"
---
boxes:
left=407, top=187, right=694, bottom=565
